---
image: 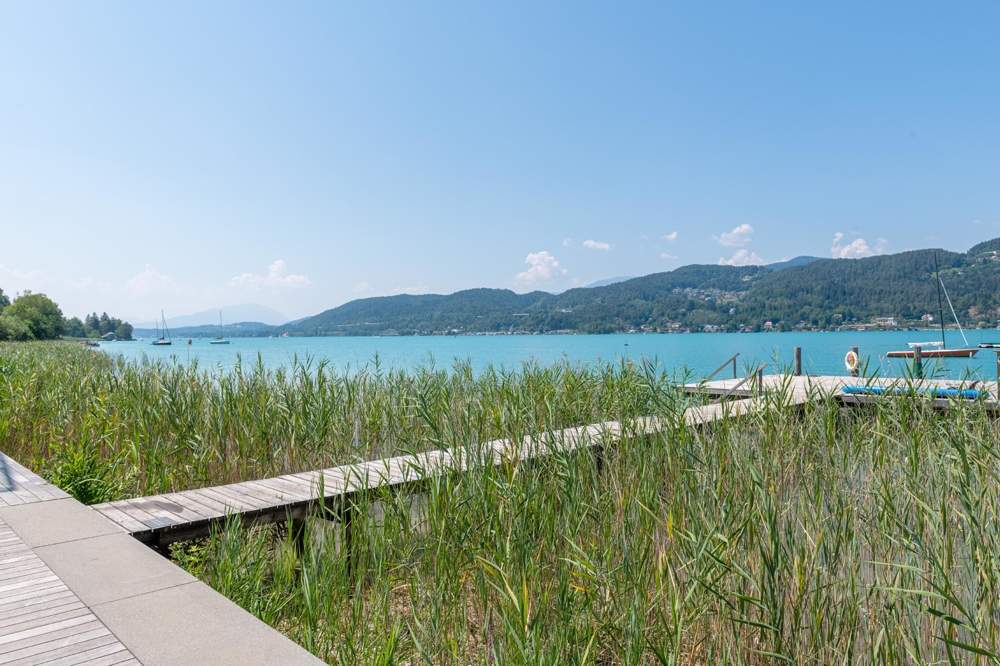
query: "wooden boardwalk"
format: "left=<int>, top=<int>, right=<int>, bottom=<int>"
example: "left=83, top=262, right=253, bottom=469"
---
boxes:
left=91, top=373, right=1000, bottom=548
left=93, top=383, right=820, bottom=548
left=0, top=453, right=322, bottom=665
left=0, top=516, right=138, bottom=665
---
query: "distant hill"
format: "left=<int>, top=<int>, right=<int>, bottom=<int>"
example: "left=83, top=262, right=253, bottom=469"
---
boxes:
left=969, top=238, right=1000, bottom=257
left=133, top=321, right=277, bottom=339
left=766, top=256, right=821, bottom=271
left=284, top=237, right=1000, bottom=335
left=583, top=276, right=634, bottom=288
left=134, top=303, right=287, bottom=329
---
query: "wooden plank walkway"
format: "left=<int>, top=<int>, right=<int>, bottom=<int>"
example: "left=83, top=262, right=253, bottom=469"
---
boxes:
left=682, top=374, right=999, bottom=401
left=0, top=453, right=322, bottom=665
left=92, top=373, right=1000, bottom=548
left=0, top=453, right=71, bottom=507
left=93, top=383, right=820, bottom=547
left=0, top=517, right=138, bottom=666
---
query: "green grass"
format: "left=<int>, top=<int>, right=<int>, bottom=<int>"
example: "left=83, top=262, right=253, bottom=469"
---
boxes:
left=5, top=341, right=1000, bottom=663
left=0, top=341, right=679, bottom=501
left=170, top=396, right=1000, bottom=664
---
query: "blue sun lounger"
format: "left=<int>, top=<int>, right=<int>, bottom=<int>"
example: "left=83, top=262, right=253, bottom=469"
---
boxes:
left=842, top=385, right=983, bottom=400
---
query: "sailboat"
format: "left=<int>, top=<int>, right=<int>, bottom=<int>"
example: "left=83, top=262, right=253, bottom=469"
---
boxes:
left=209, top=311, right=230, bottom=344
left=887, top=253, right=978, bottom=359
left=151, top=310, right=172, bottom=346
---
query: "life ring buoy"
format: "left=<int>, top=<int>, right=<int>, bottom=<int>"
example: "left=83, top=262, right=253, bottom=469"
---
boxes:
left=844, top=350, right=859, bottom=373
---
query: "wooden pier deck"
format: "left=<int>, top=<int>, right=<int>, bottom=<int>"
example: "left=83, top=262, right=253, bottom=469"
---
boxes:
left=90, top=373, right=1000, bottom=547
left=91, top=378, right=826, bottom=548
left=0, top=453, right=322, bottom=665
left=4, top=371, right=997, bottom=663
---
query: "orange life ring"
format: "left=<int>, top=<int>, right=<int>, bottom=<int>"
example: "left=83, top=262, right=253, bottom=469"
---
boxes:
left=844, top=350, right=859, bottom=372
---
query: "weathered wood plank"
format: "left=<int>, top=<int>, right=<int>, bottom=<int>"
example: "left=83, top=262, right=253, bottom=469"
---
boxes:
left=1, top=633, right=118, bottom=666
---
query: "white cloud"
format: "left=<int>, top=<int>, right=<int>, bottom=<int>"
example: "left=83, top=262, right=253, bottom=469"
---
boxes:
left=125, top=265, right=180, bottom=297
left=714, top=224, right=754, bottom=247
left=830, top=232, right=888, bottom=259
left=561, top=237, right=574, bottom=247
left=718, top=249, right=764, bottom=266
left=659, top=252, right=678, bottom=260
left=582, top=239, right=611, bottom=251
left=662, top=231, right=678, bottom=242
left=229, top=260, right=311, bottom=289
left=515, top=250, right=567, bottom=286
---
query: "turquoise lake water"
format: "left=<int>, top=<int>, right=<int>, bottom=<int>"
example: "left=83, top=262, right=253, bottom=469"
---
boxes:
left=99, top=330, right=1000, bottom=380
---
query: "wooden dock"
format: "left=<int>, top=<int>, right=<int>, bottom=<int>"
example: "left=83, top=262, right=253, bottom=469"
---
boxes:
left=0, top=453, right=322, bottom=665
left=90, top=374, right=840, bottom=548
left=4, top=371, right=997, bottom=663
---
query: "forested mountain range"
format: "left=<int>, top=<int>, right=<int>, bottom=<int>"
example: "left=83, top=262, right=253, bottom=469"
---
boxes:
left=149, top=238, right=1000, bottom=338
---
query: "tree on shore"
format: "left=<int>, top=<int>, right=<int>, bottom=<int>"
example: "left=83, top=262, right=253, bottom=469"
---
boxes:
left=2, top=292, right=64, bottom=339
left=0, top=289, right=133, bottom=341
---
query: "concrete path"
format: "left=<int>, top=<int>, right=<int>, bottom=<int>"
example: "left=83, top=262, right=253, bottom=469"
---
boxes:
left=0, top=453, right=322, bottom=666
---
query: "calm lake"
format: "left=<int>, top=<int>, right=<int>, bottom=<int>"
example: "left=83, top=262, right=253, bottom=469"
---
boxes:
left=99, top=330, right=1000, bottom=380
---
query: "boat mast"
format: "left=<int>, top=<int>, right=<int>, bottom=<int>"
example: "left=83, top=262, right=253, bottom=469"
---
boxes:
left=934, top=252, right=946, bottom=348
left=161, top=310, right=171, bottom=341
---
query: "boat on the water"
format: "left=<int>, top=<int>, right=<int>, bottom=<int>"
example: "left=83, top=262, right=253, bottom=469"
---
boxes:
left=209, top=311, right=230, bottom=344
left=888, top=253, right=978, bottom=359
left=151, top=310, right=172, bottom=346
left=887, top=347, right=978, bottom=358
left=979, top=342, right=1000, bottom=349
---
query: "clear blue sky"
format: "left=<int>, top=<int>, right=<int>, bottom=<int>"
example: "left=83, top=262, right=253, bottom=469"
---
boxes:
left=2, top=2, right=999, bottom=321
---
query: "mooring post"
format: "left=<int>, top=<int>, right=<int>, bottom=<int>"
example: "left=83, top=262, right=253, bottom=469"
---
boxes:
left=594, top=443, right=605, bottom=476
left=850, top=346, right=859, bottom=378
left=341, top=499, right=356, bottom=580
left=756, top=367, right=764, bottom=394
left=913, top=345, right=923, bottom=380
left=290, top=517, right=307, bottom=556
left=732, top=355, right=737, bottom=379
left=794, top=347, right=802, bottom=376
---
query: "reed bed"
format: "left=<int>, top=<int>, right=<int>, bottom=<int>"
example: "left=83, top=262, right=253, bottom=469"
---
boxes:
left=0, top=341, right=679, bottom=503
left=170, top=393, right=1000, bottom=664
left=6, top=341, right=1000, bottom=663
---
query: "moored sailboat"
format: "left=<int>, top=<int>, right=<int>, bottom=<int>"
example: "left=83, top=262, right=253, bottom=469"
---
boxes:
left=209, top=311, right=230, bottom=344
left=151, top=310, right=172, bottom=346
left=887, top=253, right=977, bottom=359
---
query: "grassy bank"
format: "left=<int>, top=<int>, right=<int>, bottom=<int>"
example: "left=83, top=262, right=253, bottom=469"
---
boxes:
left=169, top=395, right=1000, bottom=664
left=6, top=341, right=1000, bottom=663
left=0, top=341, right=677, bottom=503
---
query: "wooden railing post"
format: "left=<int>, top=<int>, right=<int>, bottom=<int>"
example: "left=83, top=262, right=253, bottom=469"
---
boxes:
left=995, top=351, right=999, bottom=400
left=913, top=345, right=923, bottom=380
left=850, top=346, right=860, bottom=378
left=341, top=498, right=356, bottom=580
left=756, top=368, right=764, bottom=394
left=794, top=347, right=802, bottom=376
left=733, top=356, right=738, bottom=379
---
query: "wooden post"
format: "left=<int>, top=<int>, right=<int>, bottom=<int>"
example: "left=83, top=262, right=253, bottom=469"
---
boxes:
left=594, top=444, right=605, bottom=476
left=850, top=346, right=859, bottom=378
left=341, top=499, right=356, bottom=580
left=913, top=345, right=923, bottom=380
left=995, top=351, right=999, bottom=401
left=793, top=347, right=802, bottom=376
left=756, top=367, right=764, bottom=394
left=732, top=356, right=737, bottom=379
left=290, top=517, right=306, bottom=556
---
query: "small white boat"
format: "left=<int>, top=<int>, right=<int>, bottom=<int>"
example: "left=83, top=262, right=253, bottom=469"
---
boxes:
left=209, top=311, right=230, bottom=344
